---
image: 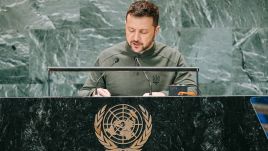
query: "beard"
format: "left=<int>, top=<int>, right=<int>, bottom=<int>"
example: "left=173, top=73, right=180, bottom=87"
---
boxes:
left=129, top=35, right=155, bottom=53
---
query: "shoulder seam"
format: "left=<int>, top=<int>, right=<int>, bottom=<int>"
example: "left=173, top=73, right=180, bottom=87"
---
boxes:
left=155, top=45, right=180, bottom=65
left=99, top=51, right=124, bottom=65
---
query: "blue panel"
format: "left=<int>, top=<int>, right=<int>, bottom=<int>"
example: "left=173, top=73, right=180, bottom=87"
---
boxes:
left=250, top=97, right=268, bottom=104
left=250, top=97, right=268, bottom=139
left=257, top=113, right=268, bottom=124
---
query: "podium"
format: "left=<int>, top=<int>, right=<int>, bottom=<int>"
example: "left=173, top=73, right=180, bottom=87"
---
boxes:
left=0, top=96, right=267, bottom=150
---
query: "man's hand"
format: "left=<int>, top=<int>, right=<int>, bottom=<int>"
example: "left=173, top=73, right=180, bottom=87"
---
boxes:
left=92, top=88, right=111, bottom=97
left=143, top=92, right=166, bottom=96
left=178, top=91, right=197, bottom=96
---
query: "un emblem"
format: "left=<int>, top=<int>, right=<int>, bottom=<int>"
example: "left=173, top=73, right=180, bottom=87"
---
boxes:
left=94, top=104, right=152, bottom=151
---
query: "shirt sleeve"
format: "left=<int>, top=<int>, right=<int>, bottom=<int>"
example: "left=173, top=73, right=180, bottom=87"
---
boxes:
left=78, top=59, right=106, bottom=96
left=173, top=54, right=198, bottom=95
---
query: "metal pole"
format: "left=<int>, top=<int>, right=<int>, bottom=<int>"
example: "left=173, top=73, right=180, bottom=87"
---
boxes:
left=196, top=69, right=199, bottom=96
left=47, top=67, right=200, bottom=96
left=48, top=70, right=50, bottom=96
left=47, top=67, right=199, bottom=72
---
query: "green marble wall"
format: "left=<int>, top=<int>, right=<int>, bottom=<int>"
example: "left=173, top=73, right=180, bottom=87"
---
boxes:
left=0, top=0, right=267, bottom=97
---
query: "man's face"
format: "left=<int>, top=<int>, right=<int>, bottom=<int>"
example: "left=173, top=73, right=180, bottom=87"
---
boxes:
left=125, top=14, right=160, bottom=53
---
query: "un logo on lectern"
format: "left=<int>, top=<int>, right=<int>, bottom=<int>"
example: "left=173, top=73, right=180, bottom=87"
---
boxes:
left=94, top=104, right=152, bottom=151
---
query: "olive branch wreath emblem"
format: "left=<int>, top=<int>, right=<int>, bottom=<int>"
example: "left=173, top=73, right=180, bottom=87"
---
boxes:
left=94, top=105, right=152, bottom=151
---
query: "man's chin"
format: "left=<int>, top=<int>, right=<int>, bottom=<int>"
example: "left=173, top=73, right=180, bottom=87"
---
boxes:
left=131, top=46, right=143, bottom=53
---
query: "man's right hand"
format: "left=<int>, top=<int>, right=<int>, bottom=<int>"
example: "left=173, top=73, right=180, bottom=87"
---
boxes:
left=92, top=88, right=111, bottom=97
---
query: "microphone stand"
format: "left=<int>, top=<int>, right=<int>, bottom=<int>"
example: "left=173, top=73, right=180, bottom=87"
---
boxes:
left=94, top=58, right=119, bottom=95
left=135, top=57, right=152, bottom=95
left=94, top=72, right=105, bottom=95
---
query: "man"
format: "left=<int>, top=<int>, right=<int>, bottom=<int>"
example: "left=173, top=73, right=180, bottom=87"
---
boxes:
left=79, top=0, right=196, bottom=96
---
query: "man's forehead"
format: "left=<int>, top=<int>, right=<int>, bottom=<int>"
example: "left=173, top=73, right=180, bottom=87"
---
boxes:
left=126, top=15, right=154, bottom=28
left=126, top=24, right=152, bottom=30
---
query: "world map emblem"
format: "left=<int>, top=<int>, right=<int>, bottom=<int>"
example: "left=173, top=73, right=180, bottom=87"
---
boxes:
left=94, top=104, right=152, bottom=151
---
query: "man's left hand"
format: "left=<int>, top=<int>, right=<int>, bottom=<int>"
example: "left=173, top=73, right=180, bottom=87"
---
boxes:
left=143, top=92, right=166, bottom=96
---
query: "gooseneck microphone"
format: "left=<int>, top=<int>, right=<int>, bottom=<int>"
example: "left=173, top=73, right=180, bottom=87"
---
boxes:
left=134, top=57, right=152, bottom=95
left=94, top=57, right=119, bottom=95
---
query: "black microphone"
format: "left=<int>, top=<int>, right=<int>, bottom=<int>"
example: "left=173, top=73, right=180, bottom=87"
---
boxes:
left=94, top=57, right=119, bottom=95
left=134, top=57, right=152, bottom=95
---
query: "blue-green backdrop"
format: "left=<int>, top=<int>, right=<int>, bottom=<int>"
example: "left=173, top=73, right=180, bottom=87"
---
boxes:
left=0, top=0, right=267, bottom=97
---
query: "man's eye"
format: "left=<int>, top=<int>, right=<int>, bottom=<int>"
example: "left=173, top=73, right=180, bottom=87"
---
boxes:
left=140, top=30, right=148, bottom=34
left=129, top=29, right=135, bottom=32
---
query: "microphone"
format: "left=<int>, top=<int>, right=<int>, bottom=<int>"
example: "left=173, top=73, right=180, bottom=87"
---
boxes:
left=134, top=57, right=152, bottom=95
left=94, top=57, right=119, bottom=95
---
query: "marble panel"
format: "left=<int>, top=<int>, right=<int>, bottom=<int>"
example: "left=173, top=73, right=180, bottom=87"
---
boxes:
left=232, top=28, right=268, bottom=95
left=0, top=31, right=29, bottom=84
left=181, top=0, right=268, bottom=28
left=0, top=0, right=55, bottom=32
left=28, top=28, right=79, bottom=83
left=179, top=28, right=232, bottom=94
left=0, top=84, right=29, bottom=97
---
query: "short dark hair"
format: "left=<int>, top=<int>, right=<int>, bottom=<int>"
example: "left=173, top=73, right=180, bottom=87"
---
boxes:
left=126, top=0, right=159, bottom=26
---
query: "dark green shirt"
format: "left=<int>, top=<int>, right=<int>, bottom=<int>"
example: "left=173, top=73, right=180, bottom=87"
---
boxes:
left=79, top=41, right=197, bottom=96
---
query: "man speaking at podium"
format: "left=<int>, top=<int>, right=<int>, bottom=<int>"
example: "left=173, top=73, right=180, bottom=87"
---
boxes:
left=79, top=0, right=196, bottom=97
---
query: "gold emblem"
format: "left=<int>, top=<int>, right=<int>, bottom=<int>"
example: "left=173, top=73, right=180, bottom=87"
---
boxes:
left=94, top=104, right=152, bottom=151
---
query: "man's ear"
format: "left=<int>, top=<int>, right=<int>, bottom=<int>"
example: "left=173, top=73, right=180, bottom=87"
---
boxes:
left=155, top=25, right=160, bottom=34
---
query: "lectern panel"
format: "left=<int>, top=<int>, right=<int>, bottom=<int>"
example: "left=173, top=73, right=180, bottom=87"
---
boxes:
left=0, top=97, right=267, bottom=151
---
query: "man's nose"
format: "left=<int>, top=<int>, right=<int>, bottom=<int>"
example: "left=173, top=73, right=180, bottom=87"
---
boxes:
left=133, top=32, right=140, bottom=41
